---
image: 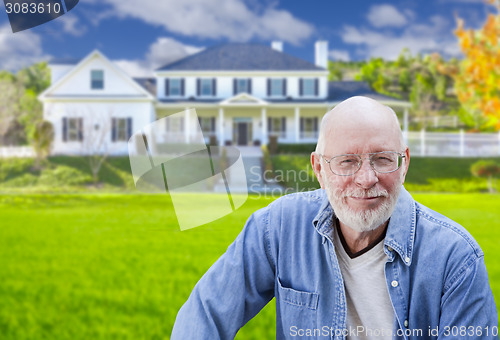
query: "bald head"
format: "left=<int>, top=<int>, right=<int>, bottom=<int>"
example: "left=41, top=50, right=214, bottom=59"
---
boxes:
left=316, top=96, right=405, bottom=154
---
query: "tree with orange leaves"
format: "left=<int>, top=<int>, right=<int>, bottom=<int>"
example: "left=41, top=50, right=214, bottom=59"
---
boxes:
left=451, top=0, right=500, bottom=130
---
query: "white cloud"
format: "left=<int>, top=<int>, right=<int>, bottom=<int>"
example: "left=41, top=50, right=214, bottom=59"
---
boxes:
left=329, top=49, right=350, bottom=61
left=341, top=14, right=461, bottom=60
left=146, top=37, right=204, bottom=70
left=113, top=59, right=153, bottom=78
left=113, top=37, right=203, bottom=77
left=58, top=14, right=86, bottom=36
left=86, top=0, right=314, bottom=45
left=367, top=4, right=408, bottom=28
left=0, top=24, right=49, bottom=71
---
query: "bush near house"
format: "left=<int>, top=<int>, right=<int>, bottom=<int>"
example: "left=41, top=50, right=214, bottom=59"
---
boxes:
left=0, top=157, right=134, bottom=191
left=470, top=160, right=500, bottom=193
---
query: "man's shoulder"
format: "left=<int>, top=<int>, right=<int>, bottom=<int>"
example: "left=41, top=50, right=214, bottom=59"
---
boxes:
left=414, top=201, right=483, bottom=258
left=267, top=189, right=325, bottom=212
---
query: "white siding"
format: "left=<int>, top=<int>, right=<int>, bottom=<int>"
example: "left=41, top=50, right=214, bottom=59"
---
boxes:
left=44, top=101, right=154, bottom=155
left=50, top=56, right=143, bottom=96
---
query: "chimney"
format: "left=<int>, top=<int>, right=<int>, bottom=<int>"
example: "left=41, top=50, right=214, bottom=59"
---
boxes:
left=315, top=40, right=328, bottom=68
left=271, top=41, right=283, bottom=52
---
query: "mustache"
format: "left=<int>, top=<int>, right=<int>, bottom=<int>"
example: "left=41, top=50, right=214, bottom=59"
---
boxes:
left=336, top=188, right=389, bottom=199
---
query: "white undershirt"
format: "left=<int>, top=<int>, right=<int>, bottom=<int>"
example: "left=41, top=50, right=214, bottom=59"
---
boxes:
left=333, top=224, right=394, bottom=340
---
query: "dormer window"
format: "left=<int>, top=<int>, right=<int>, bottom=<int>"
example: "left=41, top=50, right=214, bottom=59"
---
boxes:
left=91, top=70, right=104, bottom=89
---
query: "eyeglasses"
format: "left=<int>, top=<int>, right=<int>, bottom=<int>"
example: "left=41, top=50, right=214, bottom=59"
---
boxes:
left=320, top=151, right=406, bottom=176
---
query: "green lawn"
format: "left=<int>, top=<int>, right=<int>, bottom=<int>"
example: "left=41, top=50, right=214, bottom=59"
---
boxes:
left=0, top=192, right=499, bottom=339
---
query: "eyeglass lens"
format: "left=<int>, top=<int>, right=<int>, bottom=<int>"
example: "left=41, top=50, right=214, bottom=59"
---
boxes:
left=329, top=152, right=402, bottom=175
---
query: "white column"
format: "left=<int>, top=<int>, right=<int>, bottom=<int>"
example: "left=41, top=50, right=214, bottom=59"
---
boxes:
left=420, top=129, right=425, bottom=157
left=403, top=108, right=409, bottom=145
left=261, top=107, right=267, bottom=145
left=295, top=107, right=300, bottom=142
left=459, top=129, right=465, bottom=157
left=498, top=131, right=500, bottom=156
left=219, top=108, right=224, bottom=146
left=184, top=108, right=190, bottom=143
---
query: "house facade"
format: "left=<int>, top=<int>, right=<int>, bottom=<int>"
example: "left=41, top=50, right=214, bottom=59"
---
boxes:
left=39, top=42, right=410, bottom=155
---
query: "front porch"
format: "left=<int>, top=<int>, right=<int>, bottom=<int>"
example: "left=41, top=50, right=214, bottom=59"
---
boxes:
left=156, top=105, right=325, bottom=147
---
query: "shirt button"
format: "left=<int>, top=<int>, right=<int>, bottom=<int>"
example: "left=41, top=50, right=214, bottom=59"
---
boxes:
left=404, top=320, right=409, bottom=328
left=387, top=246, right=393, bottom=252
left=391, top=280, right=398, bottom=287
left=405, top=256, right=410, bottom=264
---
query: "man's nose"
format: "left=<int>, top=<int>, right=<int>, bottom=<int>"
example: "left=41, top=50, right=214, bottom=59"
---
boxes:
left=353, top=159, right=378, bottom=189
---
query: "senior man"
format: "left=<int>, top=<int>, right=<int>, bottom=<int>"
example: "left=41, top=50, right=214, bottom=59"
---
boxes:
left=172, top=96, right=498, bottom=339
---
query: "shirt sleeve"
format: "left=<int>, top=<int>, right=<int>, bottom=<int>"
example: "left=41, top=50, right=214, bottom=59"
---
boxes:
left=171, top=210, right=276, bottom=339
left=438, top=255, right=499, bottom=339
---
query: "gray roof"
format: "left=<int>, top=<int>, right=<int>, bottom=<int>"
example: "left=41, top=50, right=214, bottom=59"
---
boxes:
left=134, top=78, right=156, bottom=95
left=157, top=43, right=324, bottom=71
left=327, top=81, right=403, bottom=102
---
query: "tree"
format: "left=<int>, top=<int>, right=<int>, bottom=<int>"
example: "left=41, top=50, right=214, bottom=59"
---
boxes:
left=76, top=109, right=119, bottom=185
left=356, top=50, right=457, bottom=129
left=32, top=120, right=54, bottom=169
left=449, top=0, right=500, bottom=130
left=0, top=62, right=50, bottom=146
left=0, top=75, right=24, bottom=145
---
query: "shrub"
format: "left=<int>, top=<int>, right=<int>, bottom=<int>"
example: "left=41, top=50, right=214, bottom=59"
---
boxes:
left=1, top=173, right=39, bottom=187
left=276, top=143, right=317, bottom=154
left=38, top=166, right=93, bottom=187
left=470, top=160, right=500, bottom=193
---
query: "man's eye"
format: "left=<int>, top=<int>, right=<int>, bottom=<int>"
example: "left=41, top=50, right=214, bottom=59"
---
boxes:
left=339, top=158, right=357, bottom=165
left=373, top=156, right=394, bottom=164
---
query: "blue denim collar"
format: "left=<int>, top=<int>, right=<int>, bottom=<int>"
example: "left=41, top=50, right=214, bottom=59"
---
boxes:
left=312, top=186, right=416, bottom=266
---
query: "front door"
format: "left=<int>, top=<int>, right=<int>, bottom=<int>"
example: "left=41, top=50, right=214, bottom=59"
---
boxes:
left=237, top=122, right=248, bottom=145
left=233, top=118, right=253, bottom=145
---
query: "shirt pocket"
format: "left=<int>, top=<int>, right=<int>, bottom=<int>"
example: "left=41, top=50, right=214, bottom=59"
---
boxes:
left=277, top=277, right=319, bottom=337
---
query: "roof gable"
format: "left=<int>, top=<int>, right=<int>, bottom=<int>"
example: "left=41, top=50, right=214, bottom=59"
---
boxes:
left=157, top=43, right=324, bottom=72
left=220, top=93, right=268, bottom=106
left=39, top=50, right=154, bottom=100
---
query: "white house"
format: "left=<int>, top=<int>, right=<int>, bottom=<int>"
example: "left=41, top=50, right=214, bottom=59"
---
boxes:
left=39, top=42, right=410, bottom=155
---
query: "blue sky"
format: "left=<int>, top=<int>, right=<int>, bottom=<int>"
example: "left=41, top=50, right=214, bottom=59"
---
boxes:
left=0, top=0, right=495, bottom=77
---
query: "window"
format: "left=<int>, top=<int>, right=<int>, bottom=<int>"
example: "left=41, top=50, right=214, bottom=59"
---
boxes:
left=234, top=78, right=251, bottom=94
left=300, top=78, right=318, bottom=96
left=112, top=118, right=132, bottom=142
left=267, top=117, right=286, bottom=138
left=165, top=78, right=184, bottom=96
left=300, top=117, right=319, bottom=139
left=198, top=117, right=216, bottom=135
left=197, top=78, right=216, bottom=96
left=91, top=70, right=104, bottom=89
left=268, top=78, right=286, bottom=97
left=62, top=117, right=83, bottom=142
left=166, top=116, right=184, bottom=132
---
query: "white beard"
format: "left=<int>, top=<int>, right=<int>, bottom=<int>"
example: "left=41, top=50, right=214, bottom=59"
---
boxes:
left=322, top=170, right=403, bottom=233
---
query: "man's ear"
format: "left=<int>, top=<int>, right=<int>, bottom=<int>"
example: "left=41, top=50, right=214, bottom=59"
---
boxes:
left=401, top=147, right=410, bottom=183
left=311, top=152, right=325, bottom=189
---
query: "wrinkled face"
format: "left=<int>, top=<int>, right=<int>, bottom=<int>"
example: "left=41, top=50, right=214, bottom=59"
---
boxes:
left=312, top=100, right=409, bottom=233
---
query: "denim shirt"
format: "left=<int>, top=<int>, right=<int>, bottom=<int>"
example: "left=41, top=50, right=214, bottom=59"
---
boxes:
left=171, top=188, right=499, bottom=339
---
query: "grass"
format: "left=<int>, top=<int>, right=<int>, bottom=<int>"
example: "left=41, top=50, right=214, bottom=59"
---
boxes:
left=0, top=192, right=499, bottom=339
